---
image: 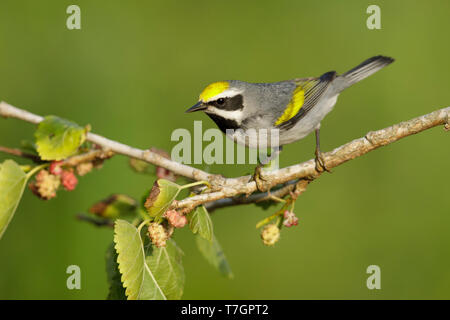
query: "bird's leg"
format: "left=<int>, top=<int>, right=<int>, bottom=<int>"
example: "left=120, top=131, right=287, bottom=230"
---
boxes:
left=252, top=146, right=282, bottom=191
left=314, top=128, right=331, bottom=173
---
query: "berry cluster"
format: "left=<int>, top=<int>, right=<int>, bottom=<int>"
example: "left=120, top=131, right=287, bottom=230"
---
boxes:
left=28, top=160, right=95, bottom=200
left=259, top=210, right=299, bottom=246
left=146, top=210, right=188, bottom=248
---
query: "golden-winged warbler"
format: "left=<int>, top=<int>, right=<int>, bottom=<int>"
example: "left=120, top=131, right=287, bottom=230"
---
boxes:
left=186, top=56, right=394, bottom=170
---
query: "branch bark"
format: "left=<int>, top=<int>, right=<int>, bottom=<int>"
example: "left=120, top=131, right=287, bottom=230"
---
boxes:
left=0, top=145, right=42, bottom=163
left=1, top=101, right=448, bottom=212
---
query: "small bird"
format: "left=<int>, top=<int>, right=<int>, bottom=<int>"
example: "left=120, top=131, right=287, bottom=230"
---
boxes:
left=186, top=56, right=394, bottom=171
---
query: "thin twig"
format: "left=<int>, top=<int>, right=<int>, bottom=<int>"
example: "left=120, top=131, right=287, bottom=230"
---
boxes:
left=205, top=180, right=298, bottom=212
left=76, top=213, right=114, bottom=228
left=62, top=149, right=114, bottom=166
left=0, top=145, right=42, bottom=163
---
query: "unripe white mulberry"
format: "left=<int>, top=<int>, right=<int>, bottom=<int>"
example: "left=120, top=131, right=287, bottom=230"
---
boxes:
left=76, top=162, right=94, bottom=176
left=30, top=169, right=61, bottom=200
left=261, top=223, right=280, bottom=246
left=147, top=222, right=173, bottom=248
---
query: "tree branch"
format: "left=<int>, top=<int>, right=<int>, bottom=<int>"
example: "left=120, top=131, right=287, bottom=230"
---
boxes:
left=0, top=145, right=42, bottom=163
left=1, top=101, right=448, bottom=212
left=62, top=149, right=114, bottom=167
left=178, top=106, right=450, bottom=210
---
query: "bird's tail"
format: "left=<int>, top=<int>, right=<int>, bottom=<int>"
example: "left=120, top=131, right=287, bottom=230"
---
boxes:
left=334, top=55, right=394, bottom=91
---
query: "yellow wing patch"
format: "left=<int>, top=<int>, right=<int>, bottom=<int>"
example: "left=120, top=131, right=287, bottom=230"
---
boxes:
left=199, top=81, right=229, bottom=102
left=275, top=86, right=305, bottom=126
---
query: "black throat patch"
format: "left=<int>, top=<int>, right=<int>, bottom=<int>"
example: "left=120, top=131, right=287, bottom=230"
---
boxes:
left=206, top=114, right=240, bottom=133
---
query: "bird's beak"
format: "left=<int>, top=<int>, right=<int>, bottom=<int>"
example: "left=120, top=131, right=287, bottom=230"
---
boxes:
left=185, top=102, right=207, bottom=113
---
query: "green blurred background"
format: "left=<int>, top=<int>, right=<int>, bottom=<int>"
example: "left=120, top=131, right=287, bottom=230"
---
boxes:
left=0, top=0, right=449, bottom=299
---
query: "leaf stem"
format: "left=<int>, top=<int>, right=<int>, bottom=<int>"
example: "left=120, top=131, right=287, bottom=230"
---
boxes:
left=137, top=219, right=150, bottom=234
left=180, top=180, right=210, bottom=190
left=255, top=203, right=288, bottom=229
left=26, top=163, right=48, bottom=179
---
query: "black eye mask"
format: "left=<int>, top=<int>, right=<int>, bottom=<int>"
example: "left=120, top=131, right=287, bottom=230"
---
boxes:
left=209, top=94, right=244, bottom=111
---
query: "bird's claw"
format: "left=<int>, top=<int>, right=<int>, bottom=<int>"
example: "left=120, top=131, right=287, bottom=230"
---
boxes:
left=315, top=150, right=331, bottom=173
left=252, top=164, right=269, bottom=192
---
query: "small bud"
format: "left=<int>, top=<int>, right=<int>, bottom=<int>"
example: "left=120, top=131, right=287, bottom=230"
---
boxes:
left=49, top=161, right=63, bottom=176
left=147, top=222, right=172, bottom=248
left=261, top=223, right=280, bottom=246
left=30, top=169, right=60, bottom=200
left=129, top=158, right=150, bottom=173
left=164, top=209, right=188, bottom=228
left=156, top=166, right=176, bottom=182
left=76, top=162, right=93, bottom=176
left=61, top=170, right=78, bottom=191
left=92, top=158, right=105, bottom=169
left=283, top=210, right=299, bottom=227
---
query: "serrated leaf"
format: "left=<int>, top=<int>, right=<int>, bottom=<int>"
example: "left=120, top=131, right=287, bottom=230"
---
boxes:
left=188, top=205, right=213, bottom=241
left=35, top=115, right=87, bottom=160
left=114, top=219, right=184, bottom=300
left=196, top=234, right=233, bottom=279
left=114, top=219, right=166, bottom=300
left=145, top=238, right=184, bottom=300
left=0, top=160, right=28, bottom=239
left=144, top=179, right=181, bottom=220
left=105, top=242, right=126, bottom=300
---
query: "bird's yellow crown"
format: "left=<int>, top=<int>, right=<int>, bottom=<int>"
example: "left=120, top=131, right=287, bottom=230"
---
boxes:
left=199, top=81, right=229, bottom=102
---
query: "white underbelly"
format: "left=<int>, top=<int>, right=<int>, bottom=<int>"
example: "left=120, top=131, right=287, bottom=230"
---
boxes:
left=225, top=94, right=339, bottom=148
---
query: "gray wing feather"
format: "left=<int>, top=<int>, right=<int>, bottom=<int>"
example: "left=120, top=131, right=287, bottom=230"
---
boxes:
left=277, top=71, right=336, bottom=130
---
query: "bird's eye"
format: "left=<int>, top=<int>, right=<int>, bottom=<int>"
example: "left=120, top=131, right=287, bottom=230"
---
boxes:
left=216, top=98, right=225, bottom=105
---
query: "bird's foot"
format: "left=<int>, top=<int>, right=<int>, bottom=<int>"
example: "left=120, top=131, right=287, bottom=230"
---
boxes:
left=252, top=164, right=270, bottom=192
left=315, top=150, right=331, bottom=173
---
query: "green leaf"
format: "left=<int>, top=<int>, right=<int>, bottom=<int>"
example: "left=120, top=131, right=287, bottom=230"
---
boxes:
left=144, top=179, right=181, bottom=220
left=196, top=234, right=234, bottom=279
left=90, top=194, right=138, bottom=220
left=129, top=158, right=152, bottom=174
left=114, top=219, right=184, bottom=300
left=0, top=160, right=28, bottom=239
left=145, top=238, right=184, bottom=300
left=188, top=205, right=213, bottom=241
left=114, top=219, right=165, bottom=300
left=35, top=115, right=87, bottom=160
left=20, top=140, right=38, bottom=155
left=105, top=242, right=126, bottom=300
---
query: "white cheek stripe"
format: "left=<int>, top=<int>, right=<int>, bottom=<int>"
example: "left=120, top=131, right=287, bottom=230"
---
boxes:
left=207, top=107, right=244, bottom=123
